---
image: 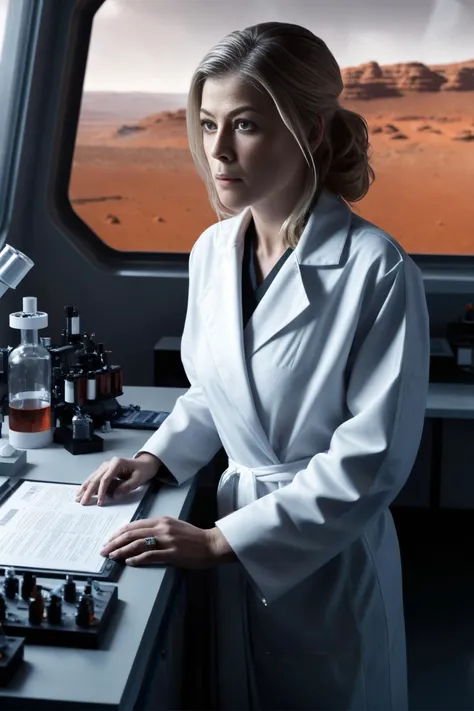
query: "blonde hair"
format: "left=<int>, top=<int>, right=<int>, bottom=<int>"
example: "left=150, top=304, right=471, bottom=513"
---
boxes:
left=186, top=22, right=375, bottom=248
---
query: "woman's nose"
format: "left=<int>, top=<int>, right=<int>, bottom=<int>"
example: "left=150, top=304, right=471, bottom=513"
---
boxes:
left=210, top=129, right=235, bottom=162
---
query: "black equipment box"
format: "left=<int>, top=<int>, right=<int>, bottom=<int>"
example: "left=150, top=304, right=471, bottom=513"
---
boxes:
left=0, top=634, right=24, bottom=686
left=0, top=575, right=118, bottom=649
left=111, top=405, right=169, bottom=430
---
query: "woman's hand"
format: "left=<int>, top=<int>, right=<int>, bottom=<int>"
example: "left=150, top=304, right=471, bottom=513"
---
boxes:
left=76, top=453, right=161, bottom=506
left=100, top=516, right=236, bottom=568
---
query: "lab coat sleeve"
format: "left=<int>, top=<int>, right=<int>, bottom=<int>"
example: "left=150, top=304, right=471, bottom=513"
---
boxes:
left=134, top=243, right=222, bottom=485
left=216, top=257, right=430, bottom=603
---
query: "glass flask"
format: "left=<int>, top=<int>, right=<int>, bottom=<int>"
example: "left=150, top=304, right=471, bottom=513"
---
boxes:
left=8, top=296, right=53, bottom=449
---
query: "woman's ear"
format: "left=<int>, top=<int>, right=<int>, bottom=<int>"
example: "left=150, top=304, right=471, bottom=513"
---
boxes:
left=308, top=116, right=325, bottom=153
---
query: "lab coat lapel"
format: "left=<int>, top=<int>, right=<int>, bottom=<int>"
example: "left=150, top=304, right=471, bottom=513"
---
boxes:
left=245, top=189, right=352, bottom=358
left=199, top=211, right=279, bottom=463
left=243, top=255, right=309, bottom=358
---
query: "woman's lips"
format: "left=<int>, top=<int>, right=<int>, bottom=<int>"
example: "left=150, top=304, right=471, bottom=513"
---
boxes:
left=216, top=176, right=242, bottom=184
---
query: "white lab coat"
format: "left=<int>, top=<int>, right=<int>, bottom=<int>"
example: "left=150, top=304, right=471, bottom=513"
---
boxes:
left=139, top=188, right=430, bottom=710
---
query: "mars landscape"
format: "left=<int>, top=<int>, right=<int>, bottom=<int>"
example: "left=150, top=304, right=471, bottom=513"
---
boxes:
left=69, top=59, right=474, bottom=254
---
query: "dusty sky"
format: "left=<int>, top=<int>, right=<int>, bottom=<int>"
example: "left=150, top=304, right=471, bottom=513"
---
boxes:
left=82, top=0, right=474, bottom=92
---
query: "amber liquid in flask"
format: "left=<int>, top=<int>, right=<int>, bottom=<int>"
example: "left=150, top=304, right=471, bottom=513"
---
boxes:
left=8, top=296, right=53, bottom=449
left=9, top=399, right=52, bottom=433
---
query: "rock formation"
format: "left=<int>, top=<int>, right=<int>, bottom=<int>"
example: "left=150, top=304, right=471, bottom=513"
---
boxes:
left=340, top=59, right=474, bottom=100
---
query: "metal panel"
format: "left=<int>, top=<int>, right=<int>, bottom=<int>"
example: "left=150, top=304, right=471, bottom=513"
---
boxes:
left=440, top=419, right=474, bottom=508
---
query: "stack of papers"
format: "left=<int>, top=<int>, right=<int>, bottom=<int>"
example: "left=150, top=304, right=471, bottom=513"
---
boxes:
left=0, top=481, right=148, bottom=573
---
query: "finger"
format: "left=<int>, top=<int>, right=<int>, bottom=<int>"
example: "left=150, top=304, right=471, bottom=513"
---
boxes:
left=77, top=468, right=110, bottom=506
left=103, top=536, right=153, bottom=560
left=112, top=475, right=142, bottom=497
left=125, top=549, right=174, bottom=566
left=103, top=476, right=125, bottom=499
left=76, top=463, right=108, bottom=500
left=102, top=517, right=163, bottom=545
left=101, top=528, right=158, bottom=555
left=97, top=458, right=129, bottom=506
left=101, top=527, right=158, bottom=556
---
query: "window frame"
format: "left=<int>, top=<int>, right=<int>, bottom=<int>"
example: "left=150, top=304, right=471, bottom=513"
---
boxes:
left=52, top=0, right=474, bottom=289
left=0, top=0, right=42, bottom=246
left=51, top=0, right=190, bottom=277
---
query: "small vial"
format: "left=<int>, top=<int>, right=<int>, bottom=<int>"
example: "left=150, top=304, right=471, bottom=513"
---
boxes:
left=63, top=575, right=76, bottom=603
left=29, top=585, right=44, bottom=625
left=110, top=365, right=123, bottom=397
left=99, top=368, right=111, bottom=397
left=64, top=374, right=75, bottom=404
left=4, top=568, right=19, bottom=600
left=21, top=571, right=36, bottom=601
left=47, top=594, right=62, bottom=625
left=72, top=409, right=92, bottom=441
left=65, top=306, right=81, bottom=340
left=74, top=374, right=87, bottom=406
left=82, top=586, right=95, bottom=619
left=86, top=372, right=97, bottom=401
left=75, top=594, right=94, bottom=628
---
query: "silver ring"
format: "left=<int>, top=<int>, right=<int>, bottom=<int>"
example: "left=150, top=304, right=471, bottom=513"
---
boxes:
left=144, top=536, right=158, bottom=550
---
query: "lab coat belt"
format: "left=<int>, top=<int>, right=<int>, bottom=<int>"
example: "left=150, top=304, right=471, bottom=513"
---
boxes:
left=217, top=456, right=312, bottom=517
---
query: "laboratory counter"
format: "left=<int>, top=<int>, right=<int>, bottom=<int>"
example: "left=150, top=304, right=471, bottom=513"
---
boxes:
left=0, top=386, right=190, bottom=711
left=425, top=381, right=474, bottom=419
left=0, top=382, right=473, bottom=710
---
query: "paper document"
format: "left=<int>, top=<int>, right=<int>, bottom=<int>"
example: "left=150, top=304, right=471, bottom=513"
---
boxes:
left=0, top=481, right=149, bottom=573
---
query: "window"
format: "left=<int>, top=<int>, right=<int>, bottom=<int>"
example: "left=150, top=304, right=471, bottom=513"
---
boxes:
left=0, top=0, right=34, bottom=234
left=70, top=0, right=474, bottom=255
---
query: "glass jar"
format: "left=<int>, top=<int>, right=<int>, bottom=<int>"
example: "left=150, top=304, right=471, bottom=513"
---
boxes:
left=8, top=297, right=52, bottom=449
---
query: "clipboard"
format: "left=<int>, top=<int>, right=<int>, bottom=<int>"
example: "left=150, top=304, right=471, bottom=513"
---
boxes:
left=0, top=477, right=160, bottom=582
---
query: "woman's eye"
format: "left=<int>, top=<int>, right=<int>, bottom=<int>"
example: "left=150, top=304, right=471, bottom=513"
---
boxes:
left=200, top=119, right=215, bottom=131
left=235, top=120, right=254, bottom=131
left=199, top=119, right=255, bottom=132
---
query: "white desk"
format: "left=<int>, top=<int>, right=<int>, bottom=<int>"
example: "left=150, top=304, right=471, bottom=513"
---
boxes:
left=0, top=386, right=190, bottom=711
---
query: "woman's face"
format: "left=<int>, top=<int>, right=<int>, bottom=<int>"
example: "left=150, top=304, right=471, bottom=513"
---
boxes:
left=200, top=74, right=307, bottom=215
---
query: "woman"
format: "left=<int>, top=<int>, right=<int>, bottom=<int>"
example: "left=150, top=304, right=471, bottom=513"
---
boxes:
left=76, top=22, right=429, bottom=711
